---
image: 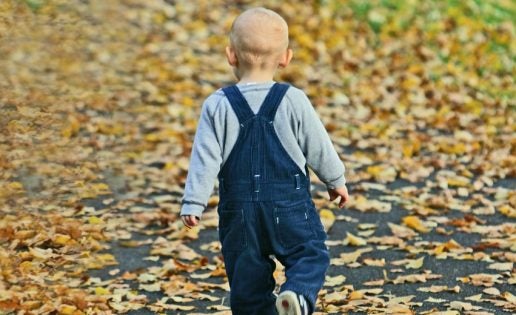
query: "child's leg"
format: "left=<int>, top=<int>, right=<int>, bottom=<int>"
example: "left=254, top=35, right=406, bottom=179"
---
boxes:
left=269, top=200, right=330, bottom=313
left=276, top=241, right=329, bottom=313
left=219, top=203, right=277, bottom=315
left=224, top=250, right=277, bottom=314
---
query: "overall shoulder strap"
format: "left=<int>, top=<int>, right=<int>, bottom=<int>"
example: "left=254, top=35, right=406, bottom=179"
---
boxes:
left=222, top=85, right=255, bottom=124
left=257, top=83, right=290, bottom=121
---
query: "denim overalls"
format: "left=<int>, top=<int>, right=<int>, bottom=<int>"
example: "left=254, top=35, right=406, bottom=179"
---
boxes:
left=218, top=83, right=330, bottom=314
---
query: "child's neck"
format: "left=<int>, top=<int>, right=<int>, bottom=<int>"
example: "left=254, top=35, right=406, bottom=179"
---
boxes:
left=237, top=69, right=275, bottom=84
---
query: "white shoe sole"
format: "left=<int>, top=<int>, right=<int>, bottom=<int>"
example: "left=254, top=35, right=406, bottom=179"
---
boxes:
left=275, top=291, right=302, bottom=315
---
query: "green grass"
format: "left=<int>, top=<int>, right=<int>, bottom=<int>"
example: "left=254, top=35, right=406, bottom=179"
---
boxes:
left=328, top=0, right=513, bottom=62
left=341, top=0, right=514, bottom=32
left=20, top=0, right=44, bottom=12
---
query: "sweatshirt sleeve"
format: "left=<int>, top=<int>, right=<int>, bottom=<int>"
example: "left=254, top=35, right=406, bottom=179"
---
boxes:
left=180, top=98, right=222, bottom=218
left=293, top=89, right=346, bottom=189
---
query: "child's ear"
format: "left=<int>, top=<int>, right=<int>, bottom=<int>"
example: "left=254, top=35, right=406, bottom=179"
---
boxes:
left=226, top=46, right=238, bottom=66
left=278, top=48, right=293, bottom=68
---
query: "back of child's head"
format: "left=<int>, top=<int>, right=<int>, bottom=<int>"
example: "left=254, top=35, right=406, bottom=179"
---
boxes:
left=229, top=7, right=289, bottom=68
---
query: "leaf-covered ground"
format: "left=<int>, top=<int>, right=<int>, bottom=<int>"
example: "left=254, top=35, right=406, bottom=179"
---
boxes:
left=0, top=0, right=514, bottom=314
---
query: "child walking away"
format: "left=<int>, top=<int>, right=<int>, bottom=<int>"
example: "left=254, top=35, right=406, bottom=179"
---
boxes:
left=180, top=7, right=349, bottom=315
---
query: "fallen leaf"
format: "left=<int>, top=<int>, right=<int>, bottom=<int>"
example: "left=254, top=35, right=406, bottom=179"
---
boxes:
left=483, top=287, right=500, bottom=296
left=449, top=301, right=481, bottom=311
left=487, top=262, right=513, bottom=271
left=319, top=209, right=336, bottom=232
left=502, top=291, right=516, bottom=304
left=343, top=232, right=367, bottom=246
left=388, top=222, right=417, bottom=239
left=324, top=275, right=347, bottom=287
left=402, top=216, right=431, bottom=233
left=139, top=283, right=161, bottom=292
left=405, top=257, right=425, bottom=269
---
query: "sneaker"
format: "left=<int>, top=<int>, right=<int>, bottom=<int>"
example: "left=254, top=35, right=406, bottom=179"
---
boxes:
left=275, top=290, right=309, bottom=315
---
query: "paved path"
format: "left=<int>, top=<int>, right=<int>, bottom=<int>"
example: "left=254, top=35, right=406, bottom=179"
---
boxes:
left=86, top=177, right=515, bottom=314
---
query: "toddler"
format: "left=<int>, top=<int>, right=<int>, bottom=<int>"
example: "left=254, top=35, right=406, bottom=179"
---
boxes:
left=181, top=7, right=349, bottom=315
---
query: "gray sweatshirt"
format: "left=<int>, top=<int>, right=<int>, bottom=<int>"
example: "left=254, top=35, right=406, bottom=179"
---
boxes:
left=180, top=82, right=346, bottom=218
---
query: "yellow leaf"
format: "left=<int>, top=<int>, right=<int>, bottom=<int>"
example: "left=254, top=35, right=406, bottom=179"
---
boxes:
left=143, top=256, right=160, bottom=262
left=29, top=247, right=55, bottom=259
left=388, top=222, right=417, bottom=238
left=434, top=239, right=462, bottom=255
left=446, top=176, right=470, bottom=187
left=174, top=225, right=200, bottom=240
left=191, top=272, right=213, bottom=279
left=434, top=244, right=446, bottom=255
left=54, top=234, right=71, bottom=246
left=92, top=183, right=110, bottom=193
left=483, top=287, right=500, bottom=296
left=499, top=205, right=516, bottom=218
left=182, top=96, right=195, bottom=107
left=61, top=115, right=80, bottom=138
left=445, top=239, right=461, bottom=250
left=363, top=258, right=385, bottom=267
left=402, top=216, right=430, bottom=233
left=457, top=276, right=470, bottom=284
left=335, top=248, right=373, bottom=264
left=366, top=165, right=397, bottom=183
left=488, top=262, right=513, bottom=271
left=139, top=282, right=161, bottom=292
left=138, top=273, right=158, bottom=282
left=449, top=301, right=478, bottom=311
left=343, top=232, right=367, bottom=246
left=405, top=257, right=424, bottom=269
left=351, top=194, right=391, bottom=212
left=324, top=290, right=349, bottom=304
left=88, top=216, right=104, bottom=225
left=402, top=143, right=414, bottom=158
left=144, top=133, right=161, bottom=142
left=8, top=181, right=24, bottom=190
left=418, top=285, right=459, bottom=293
left=503, top=291, right=516, bottom=304
left=465, top=294, right=482, bottom=301
left=319, top=209, right=335, bottom=232
left=95, top=287, right=110, bottom=295
left=58, top=304, right=77, bottom=315
left=401, top=75, right=420, bottom=90
left=324, top=274, right=346, bottom=287
left=207, top=195, right=220, bottom=207
left=97, top=122, right=124, bottom=135
left=294, top=32, right=314, bottom=49
left=19, top=260, right=34, bottom=272
left=348, top=290, right=364, bottom=300
left=97, top=253, right=117, bottom=265
left=366, top=165, right=382, bottom=177
left=445, top=142, right=468, bottom=155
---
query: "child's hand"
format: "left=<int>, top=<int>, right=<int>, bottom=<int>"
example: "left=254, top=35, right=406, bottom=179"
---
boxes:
left=328, top=186, right=349, bottom=208
left=182, top=215, right=200, bottom=228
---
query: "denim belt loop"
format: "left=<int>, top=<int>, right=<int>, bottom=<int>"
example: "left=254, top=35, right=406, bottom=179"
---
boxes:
left=253, top=174, right=261, bottom=193
left=294, top=174, right=301, bottom=190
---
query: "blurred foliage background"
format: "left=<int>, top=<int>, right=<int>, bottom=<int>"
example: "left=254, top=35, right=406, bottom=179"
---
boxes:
left=1, top=0, right=513, bottom=205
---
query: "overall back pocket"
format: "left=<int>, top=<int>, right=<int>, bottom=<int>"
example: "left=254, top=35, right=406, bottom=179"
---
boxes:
left=274, top=203, right=314, bottom=248
left=218, top=208, right=247, bottom=252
